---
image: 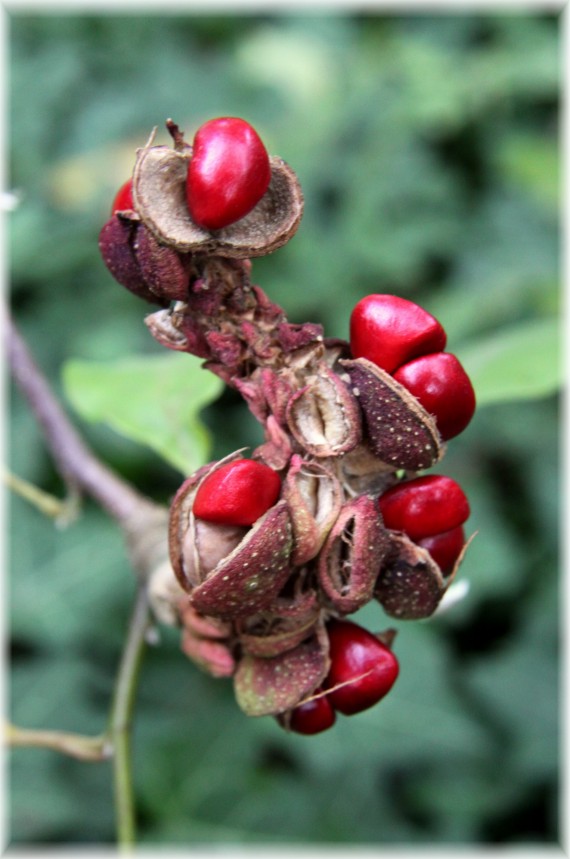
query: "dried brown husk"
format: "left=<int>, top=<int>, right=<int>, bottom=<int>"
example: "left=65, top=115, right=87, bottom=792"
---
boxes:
left=375, top=532, right=448, bottom=620
left=282, top=454, right=343, bottom=565
left=134, top=224, right=192, bottom=301
left=168, top=453, right=245, bottom=591
left=189, top=500, right=294, bottom=620
left=236, top=587, right=320, bottom=658
left=340, top=358, right=444, bottom=471
left=286, top=364, right=362, bottom=458
left=233, top=631, right=329, bottom=717
left=318, top=494, right=389, bottom=613
left=99, top=215, right=168, bottom=305
left=132, top=143, right=304, bottom=259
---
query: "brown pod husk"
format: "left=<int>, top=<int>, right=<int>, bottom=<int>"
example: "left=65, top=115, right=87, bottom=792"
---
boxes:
left=233, top=631, right=329, bottom=717
left=168, top=454, right=245, bottom=591
left=181, top=631, right=236, bottom=678
left=132, top=141, right=304, bottom=259
left=282, top=454, right=343, bottom=565
left=134, top=224, right=192, bottom=301
left=340, top=443, right=398, bottom=497
left=99, top=216, right=167, bottom=305
left=286, top=364, right=362, bottom=458
left=236, top=587, right=320, bottom=658
left=340, top=358, right=443, bottom=471
left=189, top=500, right=294, bottom=620
left=317, top=494, right=389, bottom=614
left=375, top=532, right=448, bottom=620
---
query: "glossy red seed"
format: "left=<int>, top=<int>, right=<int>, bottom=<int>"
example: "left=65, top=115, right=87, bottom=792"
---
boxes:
left=186, top=117, right=271, bottom=230
left=325, top=620, right=399, bottom=716
left=349, top=294, right=447, bottom=374
left=111, top=179, right=134, bottom=214
left=417, top=525, right=466, bottom=574
left=379, top=474, right=470, bottom=541
left=192, top=459, right=281, bottom=527
left=393, top=352, right=476, bottom=440
left=286, top=692, right=336, bottom=735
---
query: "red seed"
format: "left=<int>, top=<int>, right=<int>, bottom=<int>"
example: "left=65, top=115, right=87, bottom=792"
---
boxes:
left=186, top=117, right=271, bottom=230
left=192, top=459, right=281, bottom=527
left=286, top=692, right=336, bottom=735
left=418, top=525, right=466, bottom=574
left=394, top=352, right=476, bottom=440
left=324, top=620, right=399, bottom=716
left=379, top=474, right=470, bottom=541
left=349, top=294, right=447, bottom=374
left=111, top=179, right=134, bottom=214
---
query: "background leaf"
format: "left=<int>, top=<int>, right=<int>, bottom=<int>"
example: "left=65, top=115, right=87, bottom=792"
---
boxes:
left=460, top=318, right=561, bottom=406
left=62, top=353, right=223, bottom=474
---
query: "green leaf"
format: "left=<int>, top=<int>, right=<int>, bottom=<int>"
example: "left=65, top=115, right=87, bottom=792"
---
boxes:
left=459, top=317, right=561, bottom=406
left=62, top=352, right=223, bottom=474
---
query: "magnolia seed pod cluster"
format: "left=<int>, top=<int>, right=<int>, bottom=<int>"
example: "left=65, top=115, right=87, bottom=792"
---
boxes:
left=101, top=117, right=476, bottom=734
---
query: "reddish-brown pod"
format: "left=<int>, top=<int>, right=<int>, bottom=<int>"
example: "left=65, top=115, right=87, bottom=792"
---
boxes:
left=186, top=117, right=272, bottom=230
left=378, top=474, right=470, bottom=541
left=192, top=459, right=282, bottom=527
left=393, top=352, right=476, bottom=440
left=417, top=525, right=466, bottom=574
left=111, top=178, right=134, bottom=214
left=324, top=620, right=399, bottom=716
left=349, top=294, right=447, bottom=374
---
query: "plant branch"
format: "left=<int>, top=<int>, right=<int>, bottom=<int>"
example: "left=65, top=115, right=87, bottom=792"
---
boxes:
left=107, top=582, right=152, bottom=850
left=5, top=722, right=110, bottom=762
left=5, top=309, right=157, bottom=527
left=6, top=308, right=171, bottom=849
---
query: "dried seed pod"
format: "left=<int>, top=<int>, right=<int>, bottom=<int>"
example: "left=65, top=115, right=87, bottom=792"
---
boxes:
left=233, top=632, right=329, bottom=717
left=236, top=587, right=320, bottom=658
left=134, top=224, right=192, bottom=301
left=99, top=215, right=167, bottom=305
left=317, top=495, right=390, bottom=614
left=282, top=455, right=343, bottom=565
left=168, top=454, right=246, bottom=590
left=286, top=364, right=362, bottom=458
left=341, top=443, right=398, bottom=497
left=182, top=518, right=249, bottom=588
left=147, top=558, right=188, bottom=627
left=145, top=304, right=212, bottom=356
left=181, top=631, right=236, bottom=678
left=375, top=532, right=448, bottom=620
left=340, top=358, right=443, bottom=471
left=132, top=139, right=304, bottom=259
left=189, top=500, right=294, bottom=620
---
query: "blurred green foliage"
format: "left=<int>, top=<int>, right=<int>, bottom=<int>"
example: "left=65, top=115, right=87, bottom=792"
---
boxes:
left=8, top=11, right=560, bottom=849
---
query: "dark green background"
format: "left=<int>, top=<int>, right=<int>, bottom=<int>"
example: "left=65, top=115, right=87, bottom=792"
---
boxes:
left=8, top=11, right=561, bottom=847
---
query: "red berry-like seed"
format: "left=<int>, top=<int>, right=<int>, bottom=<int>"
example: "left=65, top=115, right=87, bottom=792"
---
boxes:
left=286, top=692, right=336, bottom=735
left=111, top=179, right=134, bottom=214
left=379, top=474, right=470, bottom=542
left=393, top=352, right=476, bottom=440
left=418, top=525, right=466, bottom=574
left=325, top=620, right=399, bottom=716
left=186, top=117, right=272, bottom=230
left=192, top=459, right=281, bottom=527
left=349, top=294, right=447, bottom=374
